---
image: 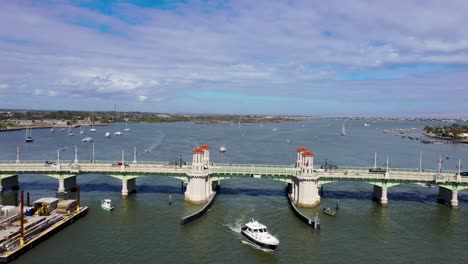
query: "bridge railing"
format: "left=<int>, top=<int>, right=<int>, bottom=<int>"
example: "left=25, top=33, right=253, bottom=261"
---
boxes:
left=212, top=163, right=295, bottom=168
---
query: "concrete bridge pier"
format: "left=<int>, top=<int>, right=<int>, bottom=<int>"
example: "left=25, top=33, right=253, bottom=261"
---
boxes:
left=372, top=185, right=388, bottom=206
left=296, top=177, right=321, bottom=208
left=185, top=176, right=209, bottom=204
left=0, top=175, right=19, bottom=192
left=437, top=186, right=458, bottom=208
left=121, top=178, right=136, bottom=198
left=58, top=176, right=77, bottom=194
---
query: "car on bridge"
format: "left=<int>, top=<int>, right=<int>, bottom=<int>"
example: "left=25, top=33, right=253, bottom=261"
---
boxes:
left=369, top=168, right=387, bottom=174
left=460, top=172, right=468, bottom=176
left=112, top=162, right=129, bottom=167
left=44, top=161, right=58, bottom=168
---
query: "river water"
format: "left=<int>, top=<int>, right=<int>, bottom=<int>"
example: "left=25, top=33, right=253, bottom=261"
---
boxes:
left=1, top=118, right=468, bottom=264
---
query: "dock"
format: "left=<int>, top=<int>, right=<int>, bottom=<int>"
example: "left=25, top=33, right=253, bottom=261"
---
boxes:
left=0, top=204, right=88, bottom=263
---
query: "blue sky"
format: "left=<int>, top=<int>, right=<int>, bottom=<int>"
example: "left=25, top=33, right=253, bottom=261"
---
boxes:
left=0, top=0, right=467, bottom=117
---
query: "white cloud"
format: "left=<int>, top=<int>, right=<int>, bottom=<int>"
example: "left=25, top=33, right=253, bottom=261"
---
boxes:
left=0, top=0, right=467, bottom=115
left=137, top=95, right=148, bottom=102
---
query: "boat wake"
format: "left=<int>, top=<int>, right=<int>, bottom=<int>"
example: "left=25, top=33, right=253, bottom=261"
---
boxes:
left=224, top=223, right=242, bottom=233
left=145, top=131, right=165, bottom=152
left=240, top=240, right=275, bottom=253
left=415, top=183, right=432, bottom=188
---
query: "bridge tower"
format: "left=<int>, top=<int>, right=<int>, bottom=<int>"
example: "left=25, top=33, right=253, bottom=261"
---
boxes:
left=293, top=148, right=320, bottom=208
left=185, top=146, right=211, bottom=204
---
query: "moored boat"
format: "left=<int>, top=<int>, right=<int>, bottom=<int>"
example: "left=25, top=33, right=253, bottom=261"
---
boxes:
left=219, top=146, right=226, bottom=153
left=101, top=199, right=114, bottom=211
left=82, top=137, right=93, bottom=143
left=322, top=207, right=336, bottom=216
left=240, top=219, right=279, bottom=250
left=105, top=132, right=111, bottom=138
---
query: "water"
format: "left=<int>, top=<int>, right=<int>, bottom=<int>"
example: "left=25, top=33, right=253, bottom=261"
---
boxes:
left=1, top=119, right=468, bottom=264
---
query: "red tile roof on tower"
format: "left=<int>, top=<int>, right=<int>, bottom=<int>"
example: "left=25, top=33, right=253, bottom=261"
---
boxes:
left=199, top=144, right=210, bottom=150
left=296, top=147, right=308, bottom=152
left=302, top=151, right=314, bottom=157
left=192, top=148, right=205, bottom=154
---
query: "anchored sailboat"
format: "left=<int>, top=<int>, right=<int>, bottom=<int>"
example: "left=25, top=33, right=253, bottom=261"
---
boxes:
left=341, top=121, right=346, bottom=136
left=124, top=120, right=130, bottom=132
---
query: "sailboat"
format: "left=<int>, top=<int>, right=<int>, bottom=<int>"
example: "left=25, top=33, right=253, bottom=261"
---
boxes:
left=25, top=126, right=33, bottom=143
left=341, top=121, right=346, bottom=136
left=124, top=120, right=130, bottom=132
left=68, top=126, right=74, bottom=136
left=80, top=127, right=84, bottom=134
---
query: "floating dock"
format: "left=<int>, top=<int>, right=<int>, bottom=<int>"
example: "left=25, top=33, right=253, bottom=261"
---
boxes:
left=0, top=200, right=88, bottom=263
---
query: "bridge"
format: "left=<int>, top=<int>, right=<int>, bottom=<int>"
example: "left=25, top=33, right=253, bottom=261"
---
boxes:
left=0, top=145, right=467, bottom=208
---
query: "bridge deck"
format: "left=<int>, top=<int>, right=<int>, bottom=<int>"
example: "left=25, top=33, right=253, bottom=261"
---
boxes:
left=0, top=161, right=466, bottom=184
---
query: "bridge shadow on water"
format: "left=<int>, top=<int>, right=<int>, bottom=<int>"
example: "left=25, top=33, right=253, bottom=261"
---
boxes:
left=323, top=190, right=468, bottom=204
left=16, top=183, right=468, bottom=204
left=18, top=182, right=184, bottom=195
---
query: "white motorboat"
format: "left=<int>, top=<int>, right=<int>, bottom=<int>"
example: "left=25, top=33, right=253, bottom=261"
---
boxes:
left=25, top=126, right=33, bottom=143
left=114, top=131, right=122, bottom=136
left=82, top=137, right=93, bottom=143
left=240, top=219, right=279, bottom=250
left=89, top=126, right=96, bottom=132
left=219, top=146, right=226, bottom=153
left=50, top=128, right=55, bottom=133
left=105, top=132, right=111, bottom=138
left=101, top=199, right=114, bottom=211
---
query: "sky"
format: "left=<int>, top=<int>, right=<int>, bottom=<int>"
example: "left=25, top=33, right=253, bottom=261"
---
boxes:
left=0, top=0, right=467, bottom=117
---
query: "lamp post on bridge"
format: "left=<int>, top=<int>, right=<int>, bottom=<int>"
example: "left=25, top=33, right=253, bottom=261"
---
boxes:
left=56, top=149, right=60, bottom=167
left=373, top=152, right=377, bottom=169
left=73, top=146, right=78, bottom=165
left=16, top=146, right=20, bottom=164
left=419, top=151, right=423, bottom=173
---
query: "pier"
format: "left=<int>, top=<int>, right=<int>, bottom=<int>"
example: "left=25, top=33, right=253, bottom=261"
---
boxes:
left=0, top=145, right=467, bottom=208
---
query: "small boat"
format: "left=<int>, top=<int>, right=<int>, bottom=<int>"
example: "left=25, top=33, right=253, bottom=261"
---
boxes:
left=114, top=131, right=122, bottom=136
left=101, top=199, right=114, bottom=211
left=82, top=137, right=93, bottom=143
left=240, top=219, right=279, bottom=250
left=50, top=128, right=55, bottom=133
left=363, top=123, right=370, bottom=127
left=124, top=120, right=130, bottom=132
left=105, top=132, right=111, bottom=138
left=144, top=149, right=151, bottom=153
left=219, top=146, right=226, bottom=153
left=80, top=128, right=84, bottom=134
left=68, top=127, right=74, bottom=136
left=322, top=207, right=336, bottom=216
left=89, top=127, right=96, bottom=132
left=25, top=126, right=33, bottom=143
